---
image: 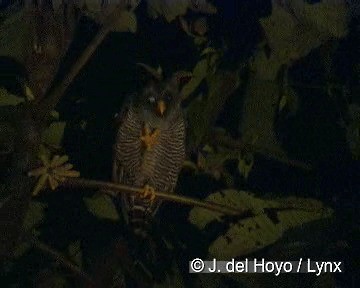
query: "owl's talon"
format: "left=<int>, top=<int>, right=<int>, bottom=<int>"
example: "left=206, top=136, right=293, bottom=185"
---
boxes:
left=140, top=125, right=160, bottom=151
left=140, top=184, right=156, bottom=204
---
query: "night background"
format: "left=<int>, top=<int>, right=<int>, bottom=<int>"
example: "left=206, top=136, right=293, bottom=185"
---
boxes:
left=0, top=0, right=359, bottom=287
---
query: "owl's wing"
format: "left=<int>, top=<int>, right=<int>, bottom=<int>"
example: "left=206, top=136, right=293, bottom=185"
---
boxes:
left=113, top=98, right=145, bottom=228
left=168, top=112, right=186, bottom=192
left=112, top=96, right=141, bottom=185
left=112, top=101, right=130, bottom=184
left=113, top=93, right=134, bottom=132
left=152, top=111, right=186, bottom=195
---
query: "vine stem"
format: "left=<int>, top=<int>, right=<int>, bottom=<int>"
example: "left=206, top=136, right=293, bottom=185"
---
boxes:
left=61, top=178, right=246, bottom=216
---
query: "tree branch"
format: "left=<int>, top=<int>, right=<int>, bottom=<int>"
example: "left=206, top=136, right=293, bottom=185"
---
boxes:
left=32, top=239, right=95, bottom=286
left=33, top=7, right=127, bottom=121
left=61, top=178, right=246, bottom=216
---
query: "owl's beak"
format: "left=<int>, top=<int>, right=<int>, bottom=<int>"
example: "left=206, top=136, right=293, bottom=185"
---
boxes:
left=156, top=100, right=166, bottom=116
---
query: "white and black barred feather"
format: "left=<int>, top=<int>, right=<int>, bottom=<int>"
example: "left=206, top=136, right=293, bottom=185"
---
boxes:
left=112, top=73, right=186, bottom=236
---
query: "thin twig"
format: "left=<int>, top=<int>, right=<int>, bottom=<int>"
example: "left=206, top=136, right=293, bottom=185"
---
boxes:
left=32, top=239, right=95, bottom=286
left=62, top=178, right=245, bottom=216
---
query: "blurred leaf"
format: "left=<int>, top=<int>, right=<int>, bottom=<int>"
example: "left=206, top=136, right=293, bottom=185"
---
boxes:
left=68, top=240, right=82, bottom=268
left=196, top=147, right=238, bottom=180
left=38, top=145, right=52, bottom=163
left=202, top=144, right=214, bottom=153
left=179, top=16, right=189, bottom=31
left=23, top=201, right=47, bottom=231
left=237, top=152, right=254, bottom=179
left=183, top=160, right=198, bottom=170
left=200, top=47, right=218, bottom=57
left=80, top=120, right=87, bottom=130
left=150, top=0, right=217, bottom=21
left=186, top=71, right=240, bottom=147
left=279, top=87, right=299, bottom=114
left=50, top=110, right=60, bottom=120
left=79, top=0, right=140, bottom=13
left=189, top=190, right=273, bottom=229
left=13, top=230, right=41, bottom=258
left=0, top=87, right=24, bottom=106
left=189, top=190, right=333, bottom=259
left=147, top=0, right=189, bottom=22
left=24, top=84, right=35, bottom=101
left=41, top=122, right=66, bottom=147
left=181, top=60, right=208, bottom=99
left=84, top=0, right=102, bottom=13
left=0, top=9, right=32, bottom=63
left=196, top=151, right=207, bottom=170
left=278, top=94, right=287, bottom=112
left=194, top=36, right=207, bottom=46
left=14, top=201, right=46, bottom=257
left=189, top=0, right=217, bottom=14
left=208, top=53, right=220, bottom=75
left=181, top=50, right=220, bottom=99
left=112, top=11, right=137, bottom=33
left=84, top=194, right=120, bottom=221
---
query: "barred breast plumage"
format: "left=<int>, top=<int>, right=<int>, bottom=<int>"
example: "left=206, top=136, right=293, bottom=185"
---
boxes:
left=112, top=66, right=187, bottom=236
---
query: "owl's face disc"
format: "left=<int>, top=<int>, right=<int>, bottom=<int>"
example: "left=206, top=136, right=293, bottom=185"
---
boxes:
left=137, top=78, right=182, bottom=125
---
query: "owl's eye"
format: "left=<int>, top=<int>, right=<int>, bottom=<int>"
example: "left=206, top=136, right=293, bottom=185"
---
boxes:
left=148, top=96, right=156, bottom=103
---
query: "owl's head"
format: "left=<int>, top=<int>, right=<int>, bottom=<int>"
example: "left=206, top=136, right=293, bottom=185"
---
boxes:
left=135, top=63, right=191, bottom=122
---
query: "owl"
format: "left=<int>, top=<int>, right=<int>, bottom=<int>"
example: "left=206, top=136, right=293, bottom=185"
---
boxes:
left=113, top=64, right=189, bottom=236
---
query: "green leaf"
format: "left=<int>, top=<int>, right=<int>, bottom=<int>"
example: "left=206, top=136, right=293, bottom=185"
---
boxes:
left=189, top=190, right=333, bottom=259
left=84, top=194, right=120, bottom=221
left=0, top=88, right=24, bottom=106
left=195, top=147, right=239, bottom=179
left=50, top=110, right=60, bottom=120
left=42, top=122, right=66, bottom=147
left=278, top=94, right=287, bottom=112
left=181, top=50, right=220, bottom=99
left=14, top=201, right=46, bottom=258
left=185, top=71, right=240, bottom=147
left=200, top=47, right=218, bottom=57
left=23, top=201, right=47, bottom=231
left=24, top=84, right=35, bottom=101
left=237, top=152, right=254, bottom=179
left=68, top=240, right=82, bottom=268
left=112, top=11, right=137, bottom=33
left=181, top=59, right=208, bottom=99
left=147, top=0, right=216, bottom=21
left=0, top=10, right=32, bottom=63
left=194, top=36, right=207, bottom=46
left=189, top=190, right=273, bottom=230
left=147, top=0, right=188, bottom=22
